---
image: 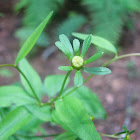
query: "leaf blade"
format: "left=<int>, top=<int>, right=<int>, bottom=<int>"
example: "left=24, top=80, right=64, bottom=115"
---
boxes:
left=67, top=86, right=107, bottom=119
left=80, top=35, right=92, bottom=58
left=15, top=11, right=53, bottom=64
left=73, top=39, right=80, bottom=56
left=82, top=67, right=111, bottom=75
left=25, top=104, right=51, bottom=122
left=0, top=86, right=36, bottom=107
left=74, top=70, right=83, bottom=87
left=55, top=41, right=72, bottom=59
left=0, top=107, right=32, bottom=140
left=84, top=51, right=104, bottom=65
left=52, top=97, right=101, bottom=140
left=59, top=34, right=74, bottom=57
left=72, top=32, right=117, bottom=55
left=58, top=66, right=73, bottom=71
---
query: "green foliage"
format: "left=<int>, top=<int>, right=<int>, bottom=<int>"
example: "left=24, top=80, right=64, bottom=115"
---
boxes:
left=0, top=107, right=32, bottom=140
left=82, top=67, right=111, bottom=75
left=15, top=27, right=50, bottom=47
left=52, top=96, right=101, bottom=140
left=15, top=11, right=53, bottom=64
left=44, top=75, right=70, bottom=97
left=74, top=70, right=83, bottom=87
left=19, top=59, right=43, bottom=99
left=72, top=32, right=117, bottom=55
left=67, top=86, right=106, bottom=119
left=25, top=105, right=52, bottom=122
left=0, top=15, right=137, bottom=139
left=0, top=86, right=36, bottom=107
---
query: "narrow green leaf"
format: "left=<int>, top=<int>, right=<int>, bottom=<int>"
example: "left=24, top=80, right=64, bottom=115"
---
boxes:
left=0, top=86, right=36, bottom=107
left=0, top=107, right=32, bottom=140
left=74, top=70, right=83, bottom=87
left=52, top=97, right=101, bottom=140
left=58, top=66, right=73, bottom=71
left=53, top=132, right=76, bottom=140
left=25, top=104, right=51, bottom=122
left=44, top=75, right=70, bottom=97
left=72, top=32, right=117, bottom=55
left=19, top=59, right=43, bottom=99
left=84, top=51, right=104, bottom=65
left=15, top=11, right=53, bottom=64
left=67, top=86, right=106, bottom=119
left=55, top=41, right=72, bottom=60
left=73, top=39, right=80, bottom=56
left=82, top=67, right=111, bottom=75
left=59, top=34, right=74, bottom=57
left=80, top=35, right=92, bottom=58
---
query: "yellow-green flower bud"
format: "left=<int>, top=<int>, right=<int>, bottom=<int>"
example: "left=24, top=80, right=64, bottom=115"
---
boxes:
left=72, top=56, right=84, bottom=69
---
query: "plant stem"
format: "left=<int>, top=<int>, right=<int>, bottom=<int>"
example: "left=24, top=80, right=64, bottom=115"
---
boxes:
left=58, top=70, right=72, bottom=97
left=100, top=133, right=122, bottom=139
left=0, top=64, right=16, bottom=68
left=15, top=66, right=41, bottom=104
left=44, top=71, right=72, bottom=105
left=0, top=64, right=40, bottom=104
left=65, top=53, right=140, bottom=97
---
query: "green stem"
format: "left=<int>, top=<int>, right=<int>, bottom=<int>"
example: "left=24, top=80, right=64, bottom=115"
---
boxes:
left=0, top=64, right=40, bottom=104
left=65, top=53, right=140, bottom=97
left=44, top=71, right=72, bottom=105
left=100, top=133, right=122, bottom=139
left=15, top=66, right=41, bottom=104
left=58, top=70, right=72, bottom=97
left=0, top=64, right=16, bottom=68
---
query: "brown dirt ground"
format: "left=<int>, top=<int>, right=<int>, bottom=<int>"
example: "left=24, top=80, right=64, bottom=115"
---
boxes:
left=0, top=1, right=140, bottom=140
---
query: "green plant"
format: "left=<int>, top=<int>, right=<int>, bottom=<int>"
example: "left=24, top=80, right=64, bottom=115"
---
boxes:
left=0, top=12, right=139, bottom=140
left=14, top=0, right=140, bottom=48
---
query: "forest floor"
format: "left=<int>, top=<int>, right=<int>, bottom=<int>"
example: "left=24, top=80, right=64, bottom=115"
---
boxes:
left=0, top=1, right=140, bottom=140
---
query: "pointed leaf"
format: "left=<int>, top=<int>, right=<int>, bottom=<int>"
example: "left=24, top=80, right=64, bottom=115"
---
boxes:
left=72, top=32, right=117, bottom=55
left=73, top=39, right=80, bottom=56
left=44, top=75, right=70, bottom=97
left=59, top=34, right=74, bottom=57
left=80, top=35, right=92, bottom=58
left=19, top=59, right=43, bottom=99
left=15, top=11, right=53, bottom=64
left=0, top=107, right=32, bottom=140
left=84, top=51, right=104, bottom=65
left=82, top=67, right=111, bottom=75
left=58, top=66, right=73, bottom=71
left=52, top=96, right=101, bottom=140
left=25, top=104, right=51, bottom=122
left=67, top=86, right=106, bottom=119
left=74, top=70, right=83, bottom=87
left=55, top=41, right=72, bottom=60
left=0, top=86, right=36, bottom=107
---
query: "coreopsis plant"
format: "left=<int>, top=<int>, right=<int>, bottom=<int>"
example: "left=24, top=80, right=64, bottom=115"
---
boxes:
left=0, top=12, right=139, bottom=140
left=55, top=34, right=111, bottom=87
